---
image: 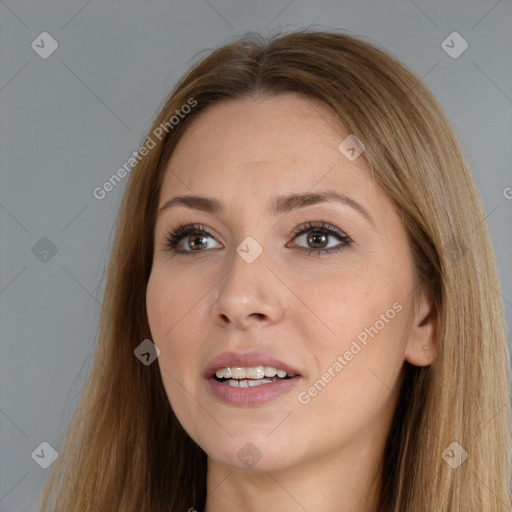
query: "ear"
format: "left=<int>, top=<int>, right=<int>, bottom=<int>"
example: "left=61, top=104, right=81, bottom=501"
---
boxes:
left=404, top=288, right=438, bottom=366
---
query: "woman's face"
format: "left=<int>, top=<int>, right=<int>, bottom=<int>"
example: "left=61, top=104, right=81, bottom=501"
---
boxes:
left=146, top=93, right=436, bottom=473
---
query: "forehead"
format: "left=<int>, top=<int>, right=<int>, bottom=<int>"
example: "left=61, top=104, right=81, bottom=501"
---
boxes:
left=161, top=93, right=371, bottom=198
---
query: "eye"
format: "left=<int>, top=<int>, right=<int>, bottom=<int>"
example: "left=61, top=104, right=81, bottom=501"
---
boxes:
left=163, top=223, right=222, bottom=254
left=162, top=220, right=352, bottom=256
left=288, top=220, right=352, bottom=256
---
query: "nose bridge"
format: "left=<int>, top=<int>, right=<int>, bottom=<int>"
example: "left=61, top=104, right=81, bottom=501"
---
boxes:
left=211, top=238, right=285, bottom=326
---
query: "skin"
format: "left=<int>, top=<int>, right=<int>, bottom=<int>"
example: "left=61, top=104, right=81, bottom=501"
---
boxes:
left=146, top=93, right=437, bottom=512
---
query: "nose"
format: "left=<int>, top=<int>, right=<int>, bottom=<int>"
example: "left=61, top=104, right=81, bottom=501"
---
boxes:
left=211, top=248, right=286, bottom=330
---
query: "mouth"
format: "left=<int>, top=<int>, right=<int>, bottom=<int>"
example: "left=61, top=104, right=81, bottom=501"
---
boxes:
left=205, top=351, right=303, bottom=407
left=213, top=365, right=298, bottom=388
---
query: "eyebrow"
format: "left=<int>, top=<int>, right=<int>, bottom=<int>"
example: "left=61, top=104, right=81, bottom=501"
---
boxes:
left=158, top=191, right=374, bottom=226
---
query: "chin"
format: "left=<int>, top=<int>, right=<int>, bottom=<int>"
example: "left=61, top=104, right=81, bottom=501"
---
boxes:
left=209, top=449, right=296, bottom=473
left=198, top=433, right=301, bottom=473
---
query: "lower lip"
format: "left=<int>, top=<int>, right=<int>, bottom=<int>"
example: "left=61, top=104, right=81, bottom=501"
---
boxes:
left=207, top=376, right=302, bottom=407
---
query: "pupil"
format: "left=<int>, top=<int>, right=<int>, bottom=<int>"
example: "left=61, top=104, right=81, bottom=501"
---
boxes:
left=308, top=231, right=327, bottom=248
left=189, top=235, right=207, bottom=250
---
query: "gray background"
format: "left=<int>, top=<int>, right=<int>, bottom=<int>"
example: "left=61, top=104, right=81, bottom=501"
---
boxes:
left=1, top=0, right=511, bottom=509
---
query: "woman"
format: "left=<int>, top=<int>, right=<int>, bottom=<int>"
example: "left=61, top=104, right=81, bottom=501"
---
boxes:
left=37, top=29, right=511, bottom=511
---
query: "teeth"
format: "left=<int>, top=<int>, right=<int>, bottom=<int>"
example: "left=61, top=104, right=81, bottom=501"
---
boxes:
left=215, top=366, right=293, bottom=379
left=247, top=379, right=266, bottom=387
left=225, top=378, right=275, bottom=387
left=263, top=366, right=277, bottom=377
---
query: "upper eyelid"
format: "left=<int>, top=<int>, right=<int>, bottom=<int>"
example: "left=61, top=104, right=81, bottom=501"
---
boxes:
left=292, top=221, right=349, bottom=237
left=168, top=221, right=346, bottom=238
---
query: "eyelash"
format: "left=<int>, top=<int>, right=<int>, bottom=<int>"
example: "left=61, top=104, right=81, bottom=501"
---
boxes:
left=162, top=220, right=353, bottom=257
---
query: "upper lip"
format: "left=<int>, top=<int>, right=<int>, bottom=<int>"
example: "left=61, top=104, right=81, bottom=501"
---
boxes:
left=204, top=350, right=302, bottom=379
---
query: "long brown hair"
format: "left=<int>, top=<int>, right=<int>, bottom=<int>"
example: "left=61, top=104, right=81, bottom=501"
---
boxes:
left=37, top=29, right=511, bottom=511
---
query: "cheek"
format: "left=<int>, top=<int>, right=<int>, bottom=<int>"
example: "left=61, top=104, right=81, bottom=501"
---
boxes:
left=146, top=265, right=206, bottom=339
left=301, top=269, right=409, bottom=392
left=146, top=265, right=219, bottom=389
left=302, top=266, right=396, bottom=340
left=298, top=313, right=407, bottom=441
left=146, top=270, right=203, bottom=419
left=146, top=269, right=198, bottom=383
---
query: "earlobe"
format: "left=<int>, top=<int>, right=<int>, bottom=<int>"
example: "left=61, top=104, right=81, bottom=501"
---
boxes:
left=404, top=291, right=438, bottom=367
